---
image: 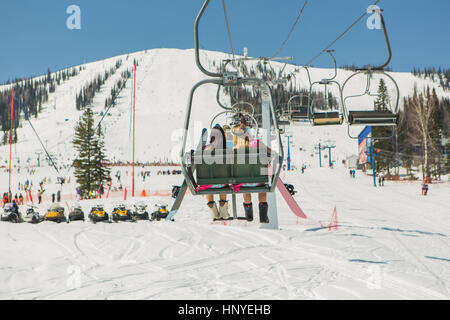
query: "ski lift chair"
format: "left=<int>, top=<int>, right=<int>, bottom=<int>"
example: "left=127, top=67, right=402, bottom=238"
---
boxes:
left=181, top=79, right=283, bottom=198
left=287, top=94, right=312, bottom=123
left=309, top=50, right=344, bottom=126
left=341, top=9, right=400, bottom=138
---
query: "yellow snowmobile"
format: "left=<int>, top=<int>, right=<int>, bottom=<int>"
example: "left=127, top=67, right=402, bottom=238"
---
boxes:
left=112, top=204, right=135, bottom=222
left=88, top=205, right=110, bottom=223
left=151, top=204, right=169, bottom=221
left=45, top=204, right=66, bottom=223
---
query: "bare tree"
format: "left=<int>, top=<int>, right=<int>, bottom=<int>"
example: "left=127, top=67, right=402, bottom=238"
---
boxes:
left=407, top=86, right=439, bottom=180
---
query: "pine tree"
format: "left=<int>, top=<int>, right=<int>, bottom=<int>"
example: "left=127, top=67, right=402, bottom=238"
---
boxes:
left=72, top=108, right=109, bottom=198
left=373, top=78, right=394, bottom=175
left=92, top=125, right=111, bottom=194
left=374, top=78, right=389, bottom=111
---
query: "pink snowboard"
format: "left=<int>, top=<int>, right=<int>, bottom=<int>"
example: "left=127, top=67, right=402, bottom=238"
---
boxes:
left=277, top=177, right=307, bottom=219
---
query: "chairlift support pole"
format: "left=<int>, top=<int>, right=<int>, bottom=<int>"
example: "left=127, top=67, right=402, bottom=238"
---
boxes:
left=287, top=135, right=291, bottom=171
left=371, top=141, right=377, bottom=187
left=9, top=88, right=15, bottom=194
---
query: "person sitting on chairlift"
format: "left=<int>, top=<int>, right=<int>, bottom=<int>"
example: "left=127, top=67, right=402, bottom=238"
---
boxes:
left=202, top=125, right=231, bottom=221
left=232, top=118, right=271, bottom=224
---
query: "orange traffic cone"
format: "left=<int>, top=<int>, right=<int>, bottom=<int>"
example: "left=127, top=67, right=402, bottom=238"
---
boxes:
left=140, top=190, right=147, bottom=197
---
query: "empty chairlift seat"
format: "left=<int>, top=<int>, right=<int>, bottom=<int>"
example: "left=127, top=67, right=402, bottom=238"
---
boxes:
left=348, top=110, right=399, bottom=126
left=312, top=112, right=342, bottom=126
left=290, top=107, right=310, bottom=121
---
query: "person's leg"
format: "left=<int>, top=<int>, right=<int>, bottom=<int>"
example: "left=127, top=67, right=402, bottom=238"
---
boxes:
left=258, top=193, right=269, bottom=224
left=218, top=194, right=230, bottom=219
left=243, top=194, right=253, bottom=221
left=258, top=193, right=267, bottom=203
left=206, top=195, right=219, bottom=220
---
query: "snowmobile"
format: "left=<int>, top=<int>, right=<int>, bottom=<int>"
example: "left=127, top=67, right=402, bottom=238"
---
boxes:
left=151, top=204, right=169, bottom=221
left=112, top=204, right=135, bottom=222
left=22, top=205, right=41, bottom=224
left=132, top=201, right=149, bottom=221
left=1, top=204, right=22, bottom=223
left=44, top=204, right=67, bottom=223
left=68, top=204, right=85, bottom=222
left=88, top=205, right=110, bottom=223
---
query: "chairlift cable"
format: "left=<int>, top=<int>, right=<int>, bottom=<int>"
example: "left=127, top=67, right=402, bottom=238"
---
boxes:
left=271, top=0, right=309, bottom=60
left=222, top=0, right=235, bottom=61
left=305, top=0, right=382, bottom=67
left=14, top=97, right=61, bottom=176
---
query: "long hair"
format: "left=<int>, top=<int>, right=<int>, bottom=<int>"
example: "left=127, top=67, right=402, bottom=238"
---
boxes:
left=233, top=123, right=250, bottom=149
left=209, top=126, right=226, bottom=150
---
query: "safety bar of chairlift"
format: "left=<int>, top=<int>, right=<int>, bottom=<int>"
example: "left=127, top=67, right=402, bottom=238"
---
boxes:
left=356, top=11, right=392, bottom=72
left=181, top=79, right=283, bottom=196
left=342, top=70, right=400, bottom=118
left=347, top=124, right=397, bottom=141
left=216, top=85, right=232, bottom=110
left=209, top=110, right=259, bottom=133
left=195, top=0, right=222, bottom=78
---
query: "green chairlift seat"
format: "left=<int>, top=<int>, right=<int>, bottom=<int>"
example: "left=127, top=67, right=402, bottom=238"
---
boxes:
left=193, top=149, right=271, bottom=194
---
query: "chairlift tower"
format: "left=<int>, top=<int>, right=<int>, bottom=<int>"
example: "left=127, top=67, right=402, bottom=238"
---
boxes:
left=322, top=140, right=336, bottom=168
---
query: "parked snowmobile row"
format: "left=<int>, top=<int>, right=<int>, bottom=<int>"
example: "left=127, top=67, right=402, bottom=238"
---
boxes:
left=1, top=201, right=171, bottom=224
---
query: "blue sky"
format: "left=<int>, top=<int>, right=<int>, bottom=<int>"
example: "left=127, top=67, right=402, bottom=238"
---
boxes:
left=0, top=0, right=449, bottom=83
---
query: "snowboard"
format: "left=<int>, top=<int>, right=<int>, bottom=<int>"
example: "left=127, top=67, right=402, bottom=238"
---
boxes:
left=277, top=177, right=307, bottom=219
left=166, top=128, right=208, bottom=221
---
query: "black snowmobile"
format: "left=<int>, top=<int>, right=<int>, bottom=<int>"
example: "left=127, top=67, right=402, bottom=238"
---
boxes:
left=1, top=204, right=22, bottom=223
left=68, top=204, right=85, bottom=222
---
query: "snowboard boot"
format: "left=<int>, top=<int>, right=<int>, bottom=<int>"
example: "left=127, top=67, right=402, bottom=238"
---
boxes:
left=207, top=202, right=220, bottom=220
left=259, top=202, right=270, bottom=224
left=243, top=203, right=254, bottom=222
left=218, top=200, right=230, bottom=220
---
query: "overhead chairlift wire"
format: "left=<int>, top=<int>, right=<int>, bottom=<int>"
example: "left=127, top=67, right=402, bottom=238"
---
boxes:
left=14, top=97, right=62, bottom=176
left=305, top=0, right=382, bottom=67
left=222, top=0, right=235, bottom=61
left=271, top=0, right=309, bottom=60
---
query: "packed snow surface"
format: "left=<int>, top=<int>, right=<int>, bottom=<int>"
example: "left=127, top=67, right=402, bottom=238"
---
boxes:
left=0, top=164, right=449, bottom=300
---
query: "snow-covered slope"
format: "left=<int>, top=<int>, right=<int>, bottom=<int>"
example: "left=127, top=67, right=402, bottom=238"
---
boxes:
left=0, top=164, right=449, bottom=300
left=1, top=48, right=449, bottom=171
